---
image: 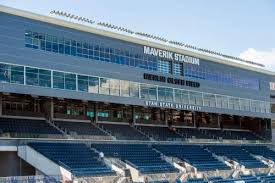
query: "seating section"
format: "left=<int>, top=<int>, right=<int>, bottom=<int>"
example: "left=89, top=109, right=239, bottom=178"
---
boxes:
left=28, top=142, right=114, bottom=177
left=0, top=117, right=61, bottom=136
left=154, top=145, right=229, bottom=171
left=206, top=145, right=267, bottom=168
left=242, top=145, right=275, bottom=161
left=177, top=128, right=211, bottom=139
left=92, top=143, right=177, bottom=174
left=200, top=129, right=261, bottom=141
left=54, top=121, right=108, bottom=137
left=137, top=126, right=184, bottom=141
left=99, top=123, right=149, bottom=141
left=257, top=174, right=275, bottom=183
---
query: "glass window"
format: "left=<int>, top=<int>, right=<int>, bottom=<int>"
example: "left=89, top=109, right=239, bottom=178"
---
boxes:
left=158, top=87, right=173, bottom=102
left=240, top=98, right=250, bottom=111
left=26, top=67, right=39, bottom=86
left=189, top=91, right=203, bottom=105
left=99, top=78, right=110, bottom=95
left=157, top=60, right=171, bottom=74
left=65, top=73, right=76, bottom=90
left=203, top=93, right=216, bottom=107
left=130, top=82, right=139, bottom=98
left=39, top=69, right=51, bottom=87
left=78, top=75, right=88, bottom=92
left=110, top=79, right=120, bottom=96
left=88, top=76, right=99, bottom=93
left=140, top=84, right=157, bottom=100
left=174, top=89, right=189, bottom=104
left=53, top=71, right=65, bottom=89
left=229, top=97, right=240, bottom=110
left=0, top=63, right=10, bottom=83
left=173, top=62, right=183, bottom=75
left=216, top=95, right=228, bottom=109
left=120, top=80, right=130, bottom=97
left=10, top=65, right=24, bottom=84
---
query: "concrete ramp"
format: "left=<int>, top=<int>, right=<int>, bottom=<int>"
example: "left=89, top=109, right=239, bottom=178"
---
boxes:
left=17, top=145, right=72, bottom=181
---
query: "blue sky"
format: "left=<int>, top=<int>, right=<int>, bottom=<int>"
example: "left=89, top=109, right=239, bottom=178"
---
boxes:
left=0, top=0, right=275, bottom=70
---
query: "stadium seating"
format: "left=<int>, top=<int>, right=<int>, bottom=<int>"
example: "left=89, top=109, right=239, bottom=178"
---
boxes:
left=242, top=145, right=275, bottom=161
left=176, top=128, right=211, bottom=139
left=99, top=123, right=149, bottom=140
left=154, top=145, right=229, bottom=171
left=0, top=117, right=62, bottom=137
left=54, top=121, right=109, bottom=137
left=206, top=145, right=267, bottom=168
left=92, top=143, right=178, bottom=174
left=28, top=142, right=115, bottom=177
left=200, top=129, right=261, bottom=141
left=137, top=126, right=184, bottom=141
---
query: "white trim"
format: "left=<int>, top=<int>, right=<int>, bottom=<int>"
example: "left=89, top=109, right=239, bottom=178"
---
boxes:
left=96, top=121, right=130, bottom=125
left=0, top=145, right=17, bottom=151
left=0, top=5, right=274, bottom=75
left=0, top=115, right=46, bottom=121
left=53, top=118, right=90, bottom=123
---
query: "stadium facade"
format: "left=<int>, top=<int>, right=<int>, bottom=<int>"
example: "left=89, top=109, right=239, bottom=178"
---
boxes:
left=1, top=5, right=275, bottom=183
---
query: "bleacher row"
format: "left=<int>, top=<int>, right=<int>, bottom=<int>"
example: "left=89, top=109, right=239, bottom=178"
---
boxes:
left=0, top=117, right=264, bottom=141
left=27, top=142, right=275, bottom=177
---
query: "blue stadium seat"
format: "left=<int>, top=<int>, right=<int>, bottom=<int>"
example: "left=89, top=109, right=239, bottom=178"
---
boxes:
left=92, top=143, right=178, bottom=174
left=137, top=126, right=184, bottom=141
left=154, top=145, right=229, bottom=171
left=99, top=123, right=149, bottom=140
left=0, top=117, right=61, bottom=136
left=206, top=145, right=267, bottom=168
left=28, top=142, right=115, bottom=177
left=54, top=121, right=108, bottom=137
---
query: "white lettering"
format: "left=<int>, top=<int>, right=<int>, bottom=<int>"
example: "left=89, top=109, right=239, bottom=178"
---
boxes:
left=144, top=46, right=199, bottom=65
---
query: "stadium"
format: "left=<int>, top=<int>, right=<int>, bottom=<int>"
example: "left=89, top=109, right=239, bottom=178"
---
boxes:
left=1, top=4, right=275, bottom=183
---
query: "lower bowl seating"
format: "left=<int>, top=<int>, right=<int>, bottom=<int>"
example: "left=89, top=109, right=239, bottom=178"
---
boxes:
left=92, top=143, right=178, bottom=174
left=28, top=142, right=115, bottom=177
left=206, top=145, right=267, bottom=169
left=154, top=145, right=229, bottom=171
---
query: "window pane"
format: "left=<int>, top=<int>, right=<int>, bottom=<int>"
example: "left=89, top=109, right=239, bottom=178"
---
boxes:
left=99, top=78, right=110, bottom=95
left=110, top=79, right=120, bottom=96
left=88, top=76, right=99, bottom=93
left=130, top=82, right=139, bottom=98
left=189, top=91, right=203, bottom=105
left=0, top=63, right=10, bottom=83
left=65, top=73, right=76, bottom=90
left=120, top=80, right=130, bottom=97
left=158, top=87, right=173, bottom=102
left=140, top=84, right=157, bottom=100
left=78, top=75, right=88, bottom=92
left=216, top=95, right=228, bottom=109
left=26, top=67, right=39, bottom=86
left=39, top=69, right=51, bottom=87
left=203, top=93, right=216, bottom=107
left=53, top=71, right=64, bottom=89
left=10, top=65, right=24, bottom=84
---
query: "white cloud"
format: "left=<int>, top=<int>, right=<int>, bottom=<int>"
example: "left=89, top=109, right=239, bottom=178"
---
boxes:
left=239, top=48, right=275, bottom=71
